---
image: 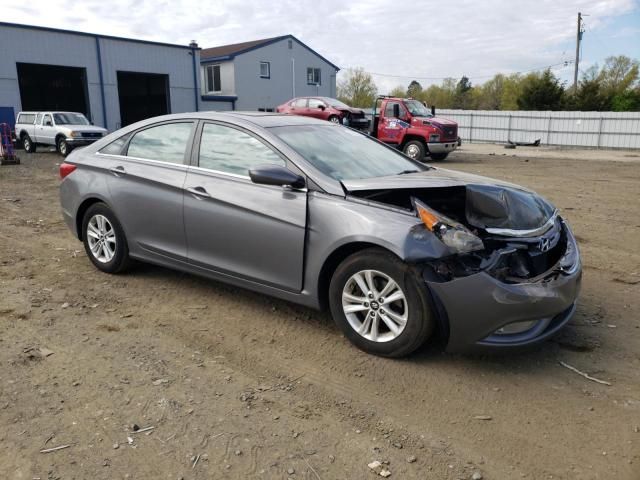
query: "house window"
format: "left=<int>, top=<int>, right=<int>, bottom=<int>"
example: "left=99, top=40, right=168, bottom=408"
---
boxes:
left=288, top=39, right=293, bottom=49
left=307, top=67, right=321, bottom=85
left=259, top=61, right=270, bottom=78
left=205, top=64, right=221, bottom=93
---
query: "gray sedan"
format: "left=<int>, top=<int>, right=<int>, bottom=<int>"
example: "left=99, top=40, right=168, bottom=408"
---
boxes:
left=59, top=112, right=581, bottom=357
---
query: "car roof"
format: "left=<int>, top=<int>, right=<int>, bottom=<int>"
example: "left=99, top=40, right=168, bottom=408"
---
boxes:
left=147, top=111, right=336, bottom=128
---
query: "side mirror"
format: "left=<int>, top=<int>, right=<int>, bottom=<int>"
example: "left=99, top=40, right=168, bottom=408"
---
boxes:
left=392, top=104, right=400, bottom=118
left=249, top=164, right=305, bottom=189
left=431, top=105, right=436, bottom=116
left=318, top=105, right=326, bottom=110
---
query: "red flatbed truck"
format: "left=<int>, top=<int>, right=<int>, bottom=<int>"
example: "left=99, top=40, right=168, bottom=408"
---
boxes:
left=369, top=96, right=458, bottom=161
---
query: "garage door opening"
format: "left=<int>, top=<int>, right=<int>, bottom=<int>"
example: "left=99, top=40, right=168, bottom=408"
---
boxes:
left=17, top=63, right=89, bottom=116
left=117, top=71, right=170, bottom=127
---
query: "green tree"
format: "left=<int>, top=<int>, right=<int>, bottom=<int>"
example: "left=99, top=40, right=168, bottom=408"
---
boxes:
left=337, top=67, right=378, bottom=107
left=453, top=76, right=473, bottom=109
left=475, top=74, right=505, bottom=110
left=566, top=66, right=610, bottom=111
left=611, top=88, right=640, bottom=111
left=517, top=69, right=565, bottom=110
left=599, top=55, right=639, bottom=97
left=500, top=74, right=525, bottom=110
left=422, top=78, right=457, bottom=108
left=407, top=80, right=422, bottom=98
left=388, top=85, right=407, bottom=97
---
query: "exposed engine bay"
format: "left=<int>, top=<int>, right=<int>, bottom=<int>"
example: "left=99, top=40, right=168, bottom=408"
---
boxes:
left=348, top=184, right=572, bottom=283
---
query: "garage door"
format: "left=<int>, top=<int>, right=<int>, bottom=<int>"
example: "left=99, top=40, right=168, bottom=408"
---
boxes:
left=16, top=63, right=89, bottom=117
left=117, top=71, right=170, bottom=127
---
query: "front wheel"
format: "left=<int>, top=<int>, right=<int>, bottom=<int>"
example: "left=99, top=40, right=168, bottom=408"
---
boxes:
left=82, top=203, right=131, bottom=274
left=429, top=152, right=449, bottom=161
left=57, top=137, right=72, bottom=157
left=328, top=115, right=341, bottom=124
left=329, top=248, right=434, bottom=357
left=402, top=140, right=426, bottom=162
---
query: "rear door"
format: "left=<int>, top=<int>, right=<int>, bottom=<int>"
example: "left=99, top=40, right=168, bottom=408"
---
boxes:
left=183, top=121, right=307, bottom=291
left=289, top=98, right=309, bottom=117
left=98, top=121, right=195, bottom=262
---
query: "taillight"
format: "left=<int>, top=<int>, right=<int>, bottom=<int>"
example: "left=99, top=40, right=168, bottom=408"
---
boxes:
left=59, top=163, right=77, bottom=179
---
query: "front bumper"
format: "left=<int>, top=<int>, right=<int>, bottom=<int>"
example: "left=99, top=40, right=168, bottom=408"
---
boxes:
left=427, top=141, right=457, bottom=154
left=66, top=137, right=102, bottom=146
left=426, top=223, right=582, bottom=353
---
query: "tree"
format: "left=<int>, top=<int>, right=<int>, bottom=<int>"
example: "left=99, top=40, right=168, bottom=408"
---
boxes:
left=566, top=66, right=610, bottom=111
left=388, top=85, right=407, bottom=97
left=474, top=74, right=505, bottom=110
left=422, top=78, right=457, bottom=108
left=599, top=55, right=639, bottom=97
left=611, top=88, right=640, bottom=111
left=407, top=80, right=422, bottom=98
left=517, top=69, right=565, bottom=110
left=453, top=76, right=473, bottom=109
left=337, top=68, right=378, bottom=107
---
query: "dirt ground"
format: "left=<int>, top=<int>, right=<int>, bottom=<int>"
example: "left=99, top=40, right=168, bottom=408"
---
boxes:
left=1, top=146, right=639, bottom=480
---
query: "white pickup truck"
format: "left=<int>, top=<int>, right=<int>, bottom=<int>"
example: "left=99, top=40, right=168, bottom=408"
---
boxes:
left=15, top=111, right=107, bottom=156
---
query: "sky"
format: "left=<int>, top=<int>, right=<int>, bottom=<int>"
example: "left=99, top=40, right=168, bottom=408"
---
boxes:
left=4, top=0, right=640, bottom=93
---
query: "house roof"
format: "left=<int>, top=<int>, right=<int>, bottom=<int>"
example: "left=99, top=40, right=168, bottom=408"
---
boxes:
left=200, top=34, right=339, bottom=71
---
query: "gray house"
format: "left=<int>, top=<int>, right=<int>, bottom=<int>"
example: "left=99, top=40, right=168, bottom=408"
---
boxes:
left=199, top=35, right=340, bottom=112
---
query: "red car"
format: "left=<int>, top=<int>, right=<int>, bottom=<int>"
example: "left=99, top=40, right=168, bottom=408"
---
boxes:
left=276, top=97, right=370, bottom=130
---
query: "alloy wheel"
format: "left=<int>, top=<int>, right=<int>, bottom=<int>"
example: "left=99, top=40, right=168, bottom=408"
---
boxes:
left=341, top=269, right=408, bottom=342
left=86, top=214, right=116, bottom=263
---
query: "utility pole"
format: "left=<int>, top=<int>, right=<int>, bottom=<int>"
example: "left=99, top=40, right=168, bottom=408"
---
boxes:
left=573, top=12, right=584, bottom=91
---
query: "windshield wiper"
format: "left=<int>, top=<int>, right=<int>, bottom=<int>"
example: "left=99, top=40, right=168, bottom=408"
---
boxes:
left=398, top=169, right=419, bottom=175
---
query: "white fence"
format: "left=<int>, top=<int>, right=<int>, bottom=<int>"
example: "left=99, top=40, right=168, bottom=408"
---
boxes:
left=436, top=110, right=640, bottom=149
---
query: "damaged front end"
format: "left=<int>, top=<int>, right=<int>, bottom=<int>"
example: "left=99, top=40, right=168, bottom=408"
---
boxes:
left=348, top=181, right=582, bottom=352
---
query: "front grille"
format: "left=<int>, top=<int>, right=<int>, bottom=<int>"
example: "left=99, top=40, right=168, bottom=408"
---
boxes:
left=442, top=125, right=457, bottom=140
left=81, top=132, right=102, bottom=138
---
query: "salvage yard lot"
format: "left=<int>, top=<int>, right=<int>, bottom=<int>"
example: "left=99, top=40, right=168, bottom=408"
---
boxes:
left=1, top=148, right=639, bottom=479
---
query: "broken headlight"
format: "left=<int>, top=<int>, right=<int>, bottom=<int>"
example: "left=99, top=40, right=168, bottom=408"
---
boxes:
left=413, top=198, right=484, bottom=254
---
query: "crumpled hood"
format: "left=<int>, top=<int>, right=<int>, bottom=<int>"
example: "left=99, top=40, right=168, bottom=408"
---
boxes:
left=343, top=168, right=557, bottom=233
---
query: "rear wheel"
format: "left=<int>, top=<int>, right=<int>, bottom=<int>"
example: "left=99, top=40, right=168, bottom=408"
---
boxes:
left=429, top=152, right=449, bottom=161
left=22, top=135, right=36, bottom=153
left=402, top=140, right=425, bottom=162
left=82, top=203, right=131, bottom=274
left=329, top=248, right=434, bottom=357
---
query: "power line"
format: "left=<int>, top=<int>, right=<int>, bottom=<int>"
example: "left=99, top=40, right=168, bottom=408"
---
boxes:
left=353, top=60, right=573, bottom=82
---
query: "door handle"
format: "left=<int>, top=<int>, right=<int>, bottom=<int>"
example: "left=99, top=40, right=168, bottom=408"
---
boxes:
left=109, top=166, right=126, bottom=176
left=186, top=186, right=211, bottom=198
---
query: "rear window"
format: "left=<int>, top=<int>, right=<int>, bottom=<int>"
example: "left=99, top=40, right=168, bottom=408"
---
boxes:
left=18, top=113, right=36, bottom=124
left=126, top=122, right=193, bottom=164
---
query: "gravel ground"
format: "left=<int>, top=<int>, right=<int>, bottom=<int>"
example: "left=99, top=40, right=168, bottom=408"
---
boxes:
left=0, top=147, right=639, bottom=479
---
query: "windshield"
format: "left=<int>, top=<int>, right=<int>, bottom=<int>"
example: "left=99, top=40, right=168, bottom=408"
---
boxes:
left=323, top=98, right=352, bottom=109
left=271, top=125, right=426, bottom=180
left=53, top=113, right=90, bottom=125
left=404, top=100, right=433, bottom=117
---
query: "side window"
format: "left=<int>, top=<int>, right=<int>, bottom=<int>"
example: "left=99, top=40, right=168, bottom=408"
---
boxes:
left=198, top=123, right=285, bottom=176
left=126, top=123, right=193, bottom=164
left=308, top=99, right=325, bottom=109
left=35, top=113, right=43, bottom=125
left=43, top=114, right=53, bottom=126
left=99, top=134, right=130, bottom=155
left=294, top=98, right=307, bottom=108
left=384, top=102, right=403, bottom=118
left=259, top=61, right=270, bottom=78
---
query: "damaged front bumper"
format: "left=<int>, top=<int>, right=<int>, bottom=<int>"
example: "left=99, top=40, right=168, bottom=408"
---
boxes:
left=424, top=221, right=582, bottom=353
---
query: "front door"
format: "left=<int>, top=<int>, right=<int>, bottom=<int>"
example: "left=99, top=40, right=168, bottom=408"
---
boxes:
left=307, top=98, right=327, bottom=119
left=378, top=102, right=408, bottom=144
left=100, top=121, right=195, bottom=262
left=37, top=113, right=56, bottom=144
left=184, top=122, right=307, bottom=291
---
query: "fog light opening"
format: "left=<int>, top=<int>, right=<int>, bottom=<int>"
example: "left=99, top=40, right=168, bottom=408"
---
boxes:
left=495, top=320, right=539, bottom=335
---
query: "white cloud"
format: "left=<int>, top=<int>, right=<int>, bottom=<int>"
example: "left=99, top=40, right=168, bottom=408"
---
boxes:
left=3, top=0, right=637, bottom=93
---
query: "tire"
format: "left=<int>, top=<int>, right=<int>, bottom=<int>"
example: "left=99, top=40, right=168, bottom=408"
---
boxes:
left=22, top=135, right=36, bottom=153
left=429, top=152, right=449, bottom=161
left=81, top=203, right=131, bottom=274
left=328, top=115, right=341, bottom=124
left=329, top=248, right=435, bottom=357
left=402, top=140, right=425, bottom=162
left=57, top=137, right=71, bottom=157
